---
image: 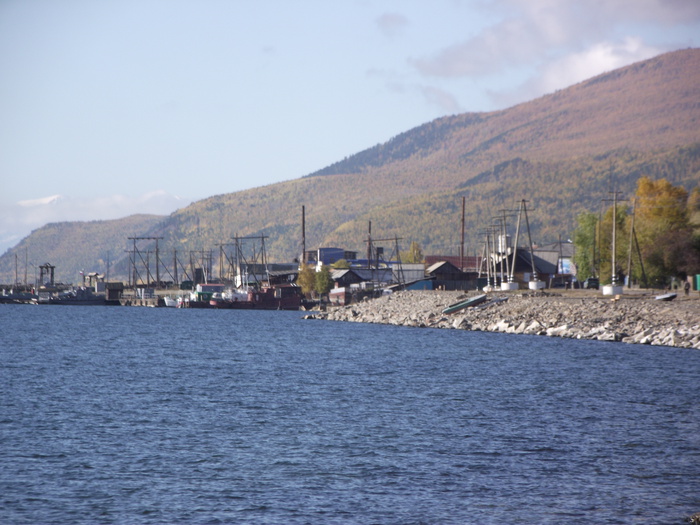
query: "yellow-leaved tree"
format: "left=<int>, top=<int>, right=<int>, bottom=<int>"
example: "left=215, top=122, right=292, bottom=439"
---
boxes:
left=400, top=241, right=424, bottom=263
left=297, top=265, right=316, bottom=297
left=631, top=177, right=699, bottom=286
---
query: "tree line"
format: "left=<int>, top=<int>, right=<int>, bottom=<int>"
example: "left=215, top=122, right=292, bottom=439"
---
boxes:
left=573, top=176, right=700, bottom=287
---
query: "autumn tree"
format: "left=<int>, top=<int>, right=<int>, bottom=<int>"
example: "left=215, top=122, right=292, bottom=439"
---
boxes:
left=572, top=211, right=598, bottom=280
left=314, top=265, right=334, bottom=296
left=635, top=176, right=689, bottom=231
left=400, top=241, right=424, bottom=263
left=297, top=265, right=316, bottom=296
left=631, top=176, right=699, bottom=285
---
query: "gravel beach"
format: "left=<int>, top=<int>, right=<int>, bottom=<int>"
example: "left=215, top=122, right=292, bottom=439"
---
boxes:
left=315, top=289, right=700, bottom=349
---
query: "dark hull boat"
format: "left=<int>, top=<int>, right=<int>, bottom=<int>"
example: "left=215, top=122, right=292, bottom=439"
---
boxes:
left=442, top=294, right=487, bottom=314
left=212, top=285, right=309, bottom=310
left=0, top=291, right=38, bottom=304
left=40, top=287, right=119, bottom=306
left=181, top=285, right=309, bottom=310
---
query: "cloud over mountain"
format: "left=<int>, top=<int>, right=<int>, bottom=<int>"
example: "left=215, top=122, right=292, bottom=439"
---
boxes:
left=0, top=191, right=184, bottom=255
left=410, top=0, right=698, bottom=107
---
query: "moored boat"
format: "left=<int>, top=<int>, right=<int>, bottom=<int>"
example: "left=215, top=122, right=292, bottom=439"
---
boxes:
left=442, top=293, right=487, bottom=314
left=39, top=287, right=117, bottom=306
left=0, top=289, right=37, bottom=304
left=655, top=292, right=677, bottom=301
left=178, top=284, right=310, bottom=310
left=163, top=296, right=178, bottom=307
left=212, top=284, right=309, bottom=310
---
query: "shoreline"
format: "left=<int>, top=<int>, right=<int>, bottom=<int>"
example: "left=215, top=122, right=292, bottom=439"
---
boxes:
left=313, top=289, right=700, bottom=349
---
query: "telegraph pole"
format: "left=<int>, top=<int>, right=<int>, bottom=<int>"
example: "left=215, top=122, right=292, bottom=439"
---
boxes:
left=602, top=191, right=625, bottom=295
left=460, top=196, right=465, bottom=270
left=302, top=205, right=306, bottom=266
left=626, top=197, right=636, bottom=288
left=128, top=237, right=164, bottom=288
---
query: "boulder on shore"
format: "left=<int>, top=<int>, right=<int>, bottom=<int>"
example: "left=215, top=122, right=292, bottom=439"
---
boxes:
left=316, top=290, right=700, bottom=349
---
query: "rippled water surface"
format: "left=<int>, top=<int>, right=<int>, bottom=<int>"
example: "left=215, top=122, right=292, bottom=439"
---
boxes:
left=1, top=304, right=699, bottom=524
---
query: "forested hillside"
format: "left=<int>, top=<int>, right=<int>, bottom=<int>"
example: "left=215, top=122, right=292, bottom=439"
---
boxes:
left=1, top=215, right=165, bottom=284
left=2, top=49, right=699, bottom=284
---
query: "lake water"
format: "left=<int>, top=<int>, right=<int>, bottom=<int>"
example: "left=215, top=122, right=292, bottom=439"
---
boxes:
left=1, top=303, right=699, bottom=524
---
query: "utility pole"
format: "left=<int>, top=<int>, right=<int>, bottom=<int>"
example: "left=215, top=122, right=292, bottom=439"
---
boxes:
left=302, top=205, right=306, bottom=266
left=492, top=218, right=505, bottom=287
left=558, top=233, right=564, bottom=284
left=521, top=200, right=542, bottom=289
left=370, top=235, right=404, bottom=288
left=612, top=192, right=618, bottom=287
left=230, top=235, right=270, bottom=287
left=602, top=191, right=625, bottom=295
left=366, top=221, right=372, bottom=269
left=596, top=207, right=602, bottom=278
left=499, top=207, right=518, bottom=290
left=460, top=196, right=465, bottom=270
left=509, top=200, right=523, bottom=284
left=626, top=197, right=636, bottom=288
left=155, top=239, right=160, bottom=287
left=173, top=249, right=179, bottom=286
left=592, top=214, right=597, bottom=278
left=128, top=237, right=163, bottom=288
left=485, top=231, right=492, bottom=288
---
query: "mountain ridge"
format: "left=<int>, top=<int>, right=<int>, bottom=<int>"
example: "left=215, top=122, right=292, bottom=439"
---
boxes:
left=308, top=48, right=700, bottom=179
left=2, top=48, right=699, bottom=283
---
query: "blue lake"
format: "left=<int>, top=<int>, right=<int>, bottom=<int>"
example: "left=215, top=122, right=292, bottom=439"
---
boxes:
left=1, top=304, right=699, bottom=524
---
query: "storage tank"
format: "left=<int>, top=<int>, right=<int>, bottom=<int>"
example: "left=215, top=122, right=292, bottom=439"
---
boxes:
left=497, top=235, right=511, bottom=254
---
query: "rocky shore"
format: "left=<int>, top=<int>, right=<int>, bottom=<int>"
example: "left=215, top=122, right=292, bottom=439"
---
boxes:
left=313, top=289, right=700, bottom=349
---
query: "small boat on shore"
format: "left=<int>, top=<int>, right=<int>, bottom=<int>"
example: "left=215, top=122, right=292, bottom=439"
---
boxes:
left=442, top=294, right=487, bottom=314
left=655, top=292, right=677, bottom=301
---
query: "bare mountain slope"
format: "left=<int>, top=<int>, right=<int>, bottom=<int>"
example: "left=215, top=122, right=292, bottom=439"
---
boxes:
left=2, top=49, right=699, bottom=283
left=311, top=48, right=700, bottom=181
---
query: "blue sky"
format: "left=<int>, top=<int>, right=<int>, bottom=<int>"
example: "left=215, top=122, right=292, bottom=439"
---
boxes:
left=1, top=0, right=699, bottom=253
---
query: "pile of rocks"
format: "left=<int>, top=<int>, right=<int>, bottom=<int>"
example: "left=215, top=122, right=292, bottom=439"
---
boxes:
left=314, top=290, right=700, bottom=349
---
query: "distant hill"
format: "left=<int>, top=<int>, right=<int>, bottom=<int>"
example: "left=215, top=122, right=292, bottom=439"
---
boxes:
left=2, top=48, right=699, bottom=284
left=1, top=215, right=166, bottom=284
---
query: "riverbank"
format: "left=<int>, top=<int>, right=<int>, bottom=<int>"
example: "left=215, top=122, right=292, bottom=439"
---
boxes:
left=315, top=289, right=700, bottom=349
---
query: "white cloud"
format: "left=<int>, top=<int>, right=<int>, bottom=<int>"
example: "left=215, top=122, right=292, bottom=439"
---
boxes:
left=593, top=0, right=700, bottom=25
left=408, top=0, right=697, bottom=111
left=377, top=12, right=409, bottom=38
left=0, top=191, right=185, bottom=255
left=17, top=195, right=64, bottom=207
left=410, top=2, right=567, bottom=78
left=421, top=85, right=462, bottom=113
left=489, top=37, right=662, bottom=107
left=539, top=37, right=660, bottom=92
left=410, top=0, right=698, bottom=78
left=410, top=20, right=535, bottom=78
